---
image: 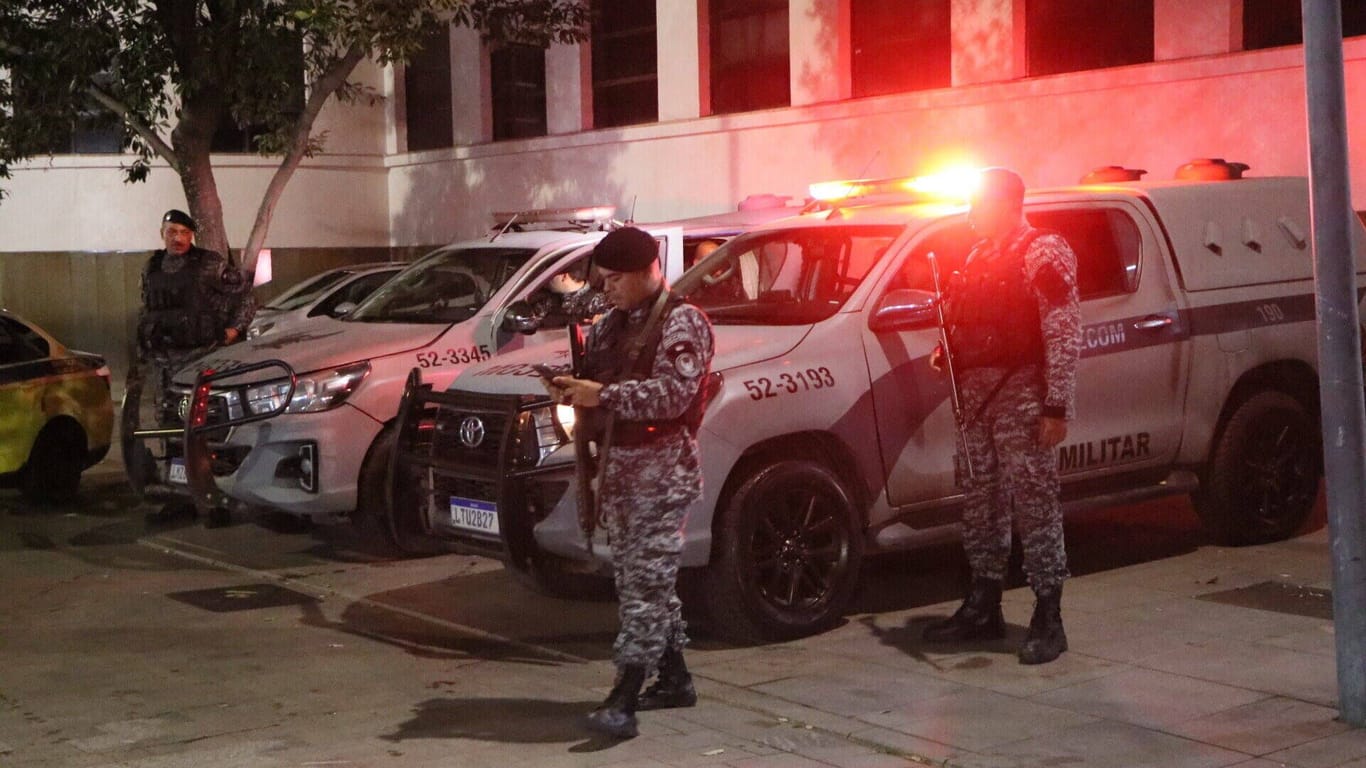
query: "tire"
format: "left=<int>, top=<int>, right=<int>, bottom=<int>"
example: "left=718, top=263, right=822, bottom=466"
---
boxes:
left=700, top=459, right=864, bottom=643
left=503, top=553, right=615, bottom=601
left=1195, top=391, right=1320, bottom=546
left=20, top=420, right=87, bottom=504
left=355, top=426, right=447, bottom=557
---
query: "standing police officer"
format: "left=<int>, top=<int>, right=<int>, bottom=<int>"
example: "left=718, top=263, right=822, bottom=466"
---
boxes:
left=922, top=169, right=1082, bottom=665
left=547, top=227, right=714, bottom=738
left=133, top=209, right=254, bottom=525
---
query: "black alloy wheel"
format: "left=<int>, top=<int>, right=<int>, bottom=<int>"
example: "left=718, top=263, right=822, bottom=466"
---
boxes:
left=704, top=459, right=863, bottom=642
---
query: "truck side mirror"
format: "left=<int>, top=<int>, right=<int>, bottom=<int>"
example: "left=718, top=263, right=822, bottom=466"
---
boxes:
left=502, top=300, right=542, bottom=334
left=870, top=289, right=939, bottom=332
left=331, top=301, right=357, bottom=317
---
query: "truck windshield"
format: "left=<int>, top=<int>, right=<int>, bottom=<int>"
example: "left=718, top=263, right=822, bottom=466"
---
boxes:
left=347, top=247, right=536, bottom=324
left=682, top=225, right=903, bottom=325
left=264, top=269, right=354, bottom=311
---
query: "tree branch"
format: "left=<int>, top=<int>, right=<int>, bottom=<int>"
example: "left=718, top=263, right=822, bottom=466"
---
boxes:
left=240, top=45, right=367, bottom=271
left=84, top=86, right=180, bottom=174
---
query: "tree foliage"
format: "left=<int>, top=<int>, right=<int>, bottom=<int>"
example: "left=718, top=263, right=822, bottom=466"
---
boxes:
left=0, top=0, right=588, bottom=264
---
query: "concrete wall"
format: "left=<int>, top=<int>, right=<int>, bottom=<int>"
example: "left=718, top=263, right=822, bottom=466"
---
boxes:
left=386, top=38, right=1365, bottom=244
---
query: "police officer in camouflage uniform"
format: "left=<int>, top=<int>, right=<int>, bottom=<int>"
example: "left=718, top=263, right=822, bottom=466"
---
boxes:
left=922, top=169, right=1082, bottom=665
left=132, top=209, right=255, bottom=525
left=547, top=227, right=714, bottom=738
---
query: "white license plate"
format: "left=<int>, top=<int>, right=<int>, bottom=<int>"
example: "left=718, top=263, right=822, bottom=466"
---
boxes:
left=449, top=496, right=499, bottom=536
left=168, top=459, right=188, bottom=484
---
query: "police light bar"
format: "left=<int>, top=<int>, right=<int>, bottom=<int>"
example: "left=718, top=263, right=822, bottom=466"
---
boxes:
left=491, top=205, right=617, bottom=227
left=807, top=169, right=984, bottom=205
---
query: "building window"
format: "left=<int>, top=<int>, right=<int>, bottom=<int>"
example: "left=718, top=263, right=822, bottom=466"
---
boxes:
left=590, top=0, right=658, bottom=127
left=491, top=43, right=548, bottom=140
left=1025, top=0, right=1154, bottom=77
left=212, top=33, right=304, bottom=153
left=709, top=0, right=789, bottom=114
left=1244, top=0, right=1366, bottom=49
left=851, top=0, right=950, bottom=97
left=9, top=68, right=123, bottom=155
left=404, top=27, right=454, bottom=151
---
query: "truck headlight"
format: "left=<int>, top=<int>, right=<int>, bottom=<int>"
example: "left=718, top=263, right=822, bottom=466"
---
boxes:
left=243, top=362, right=370, bottom=415
left=553, top=404, right=576, bottom=440
left=512, top=404, right=573, bottom=467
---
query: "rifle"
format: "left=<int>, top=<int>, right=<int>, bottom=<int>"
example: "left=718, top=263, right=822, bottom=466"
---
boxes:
left=568, top=321, right=598, bottom=553
left=927, top=252, right=974, bottom=481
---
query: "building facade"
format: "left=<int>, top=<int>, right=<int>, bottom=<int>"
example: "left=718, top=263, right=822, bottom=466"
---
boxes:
left=1, top=0, right=1363, bottom=376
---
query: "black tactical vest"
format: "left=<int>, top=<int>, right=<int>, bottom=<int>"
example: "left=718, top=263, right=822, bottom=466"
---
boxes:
left=580, top=292, right=711, bottom=445
left=944, top=229, right=1054, bottom=370
left=140, top=249, right=220, bottom=350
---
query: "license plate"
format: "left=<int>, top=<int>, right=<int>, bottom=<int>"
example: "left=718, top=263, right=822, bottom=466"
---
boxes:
left=449, top=496, right=499, bottom=536
left=168, top=459, right=188, bottom=484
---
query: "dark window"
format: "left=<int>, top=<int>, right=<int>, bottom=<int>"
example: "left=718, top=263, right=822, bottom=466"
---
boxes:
left=0, top=316, right=51, bottom=365
left=9, top=68, right=123, bottom=155
left=709, top=0, right=790, bottom=114
left=591, top=0, right=658, bottom=127
left=212, top=32, right=305, bottom=153
left=851, top=0, right=951, bottom=97
left=405, top=28, right=455, bottom=151
left=1029, top=208, right=1141, bottom=299
left=491, top=44, right=548, bottom=140
left=1026, top=0, right=1154, bottom=77
left=1244, top=0, right=1366, bottom=49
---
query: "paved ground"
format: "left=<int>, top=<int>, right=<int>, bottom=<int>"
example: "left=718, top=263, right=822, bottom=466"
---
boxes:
left=1, top=453, right=1364, bottom=768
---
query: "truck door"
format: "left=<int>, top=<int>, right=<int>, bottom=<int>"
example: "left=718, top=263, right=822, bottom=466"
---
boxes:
left=1027, top=201, right=1190, bottom=482
left=864, top=201, right=1190, bottom=510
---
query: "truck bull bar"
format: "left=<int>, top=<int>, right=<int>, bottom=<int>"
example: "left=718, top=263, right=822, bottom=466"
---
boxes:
left=121, top=359, right=296, bottom=516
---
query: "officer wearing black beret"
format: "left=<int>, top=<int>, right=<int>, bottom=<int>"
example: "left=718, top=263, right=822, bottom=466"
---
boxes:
left=131, top=208, right=255, bottom=526
left=547, top=227, right=715, bottom=738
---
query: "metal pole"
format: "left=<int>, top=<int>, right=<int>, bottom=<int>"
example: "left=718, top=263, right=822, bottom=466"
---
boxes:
left=1302, top=0, right=1366, bottom=727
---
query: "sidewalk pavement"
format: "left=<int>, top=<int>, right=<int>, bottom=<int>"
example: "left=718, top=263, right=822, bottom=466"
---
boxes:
left=679, top=522, right=1366, bottom=768
left=3, top=458, right=1364, bottom=767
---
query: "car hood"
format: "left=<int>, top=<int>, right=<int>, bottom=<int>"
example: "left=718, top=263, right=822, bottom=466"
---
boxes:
left=173, top=316, right=450, bottom=386
left=452, top=324, right=811, bottom=395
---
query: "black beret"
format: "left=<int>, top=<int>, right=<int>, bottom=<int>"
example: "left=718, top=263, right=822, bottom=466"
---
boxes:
left=593, top=227, right=658, bottom=273
left=162, top=209, right=197, bottom=231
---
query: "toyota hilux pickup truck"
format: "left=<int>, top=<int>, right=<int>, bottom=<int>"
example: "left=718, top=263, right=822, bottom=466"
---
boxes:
left=168, top=202, right=800, bottom=551
left=392, top=160, right=1366, bottom=640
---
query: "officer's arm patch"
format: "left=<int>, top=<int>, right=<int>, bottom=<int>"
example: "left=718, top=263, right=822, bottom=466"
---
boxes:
left=667, top=341, right=703, bottom=379
left=220, top=266, right=244, bottom=287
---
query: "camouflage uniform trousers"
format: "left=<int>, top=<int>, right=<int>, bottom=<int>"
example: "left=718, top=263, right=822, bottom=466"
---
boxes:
left=600, top=434, right=702, bottom=673
left=955, top=363, right=1069, bottom=589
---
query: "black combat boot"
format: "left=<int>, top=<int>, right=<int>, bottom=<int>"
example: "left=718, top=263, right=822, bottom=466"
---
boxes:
left=585, top=665, right=646, bottom=739
left=1018, top=584, right=1067, bottom=665
left=922, top=577, right=1005, bottom=642
left=637, top=646, right=697, bottom=711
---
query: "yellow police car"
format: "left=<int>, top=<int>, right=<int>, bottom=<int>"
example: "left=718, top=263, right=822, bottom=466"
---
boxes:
left=0, top=309, right=114, bottom=502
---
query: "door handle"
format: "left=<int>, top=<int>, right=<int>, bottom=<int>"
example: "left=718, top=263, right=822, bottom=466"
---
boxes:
left=1133, top=315, right=1174, bottom=331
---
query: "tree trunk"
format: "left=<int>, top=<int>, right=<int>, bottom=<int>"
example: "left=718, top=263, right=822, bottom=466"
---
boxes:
left=171, top=95, right=232, bottom=261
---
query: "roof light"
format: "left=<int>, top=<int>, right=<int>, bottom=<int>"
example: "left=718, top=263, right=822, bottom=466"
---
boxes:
left=807, top=169, right=984, bottom=205
left=1081, top=166, right=1148, bottom=184
left=1175, top=158, right=1249, bottom=181
left=491, top=205, right=617, bottom=227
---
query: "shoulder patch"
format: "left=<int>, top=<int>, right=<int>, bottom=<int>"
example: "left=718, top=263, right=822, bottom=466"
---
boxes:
left=1032, top=261, right=1072, bottom=305
left=220, top=266, right=243, bottom=287
left=667, top=340, right=703, bottom=379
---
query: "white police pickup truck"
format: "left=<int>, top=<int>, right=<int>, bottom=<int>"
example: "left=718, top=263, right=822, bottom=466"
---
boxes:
left=170, top=202, right=798, bottom=549
left=392, top=160, right=1366, bottom=640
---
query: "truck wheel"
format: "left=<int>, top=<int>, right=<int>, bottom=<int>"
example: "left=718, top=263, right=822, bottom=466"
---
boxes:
left=20, top=420, right=86, bottom=504
left=1196, top=391, right=1320, bottom=546
left=356, top=426, right=446, bottom=557
left=503, top=553, right=615, bottom=601
left=701, top=459, right=863, bottom=643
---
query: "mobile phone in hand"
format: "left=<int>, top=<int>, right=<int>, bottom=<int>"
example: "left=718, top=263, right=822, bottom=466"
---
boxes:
left=531, top=363, right=563, bottom=381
